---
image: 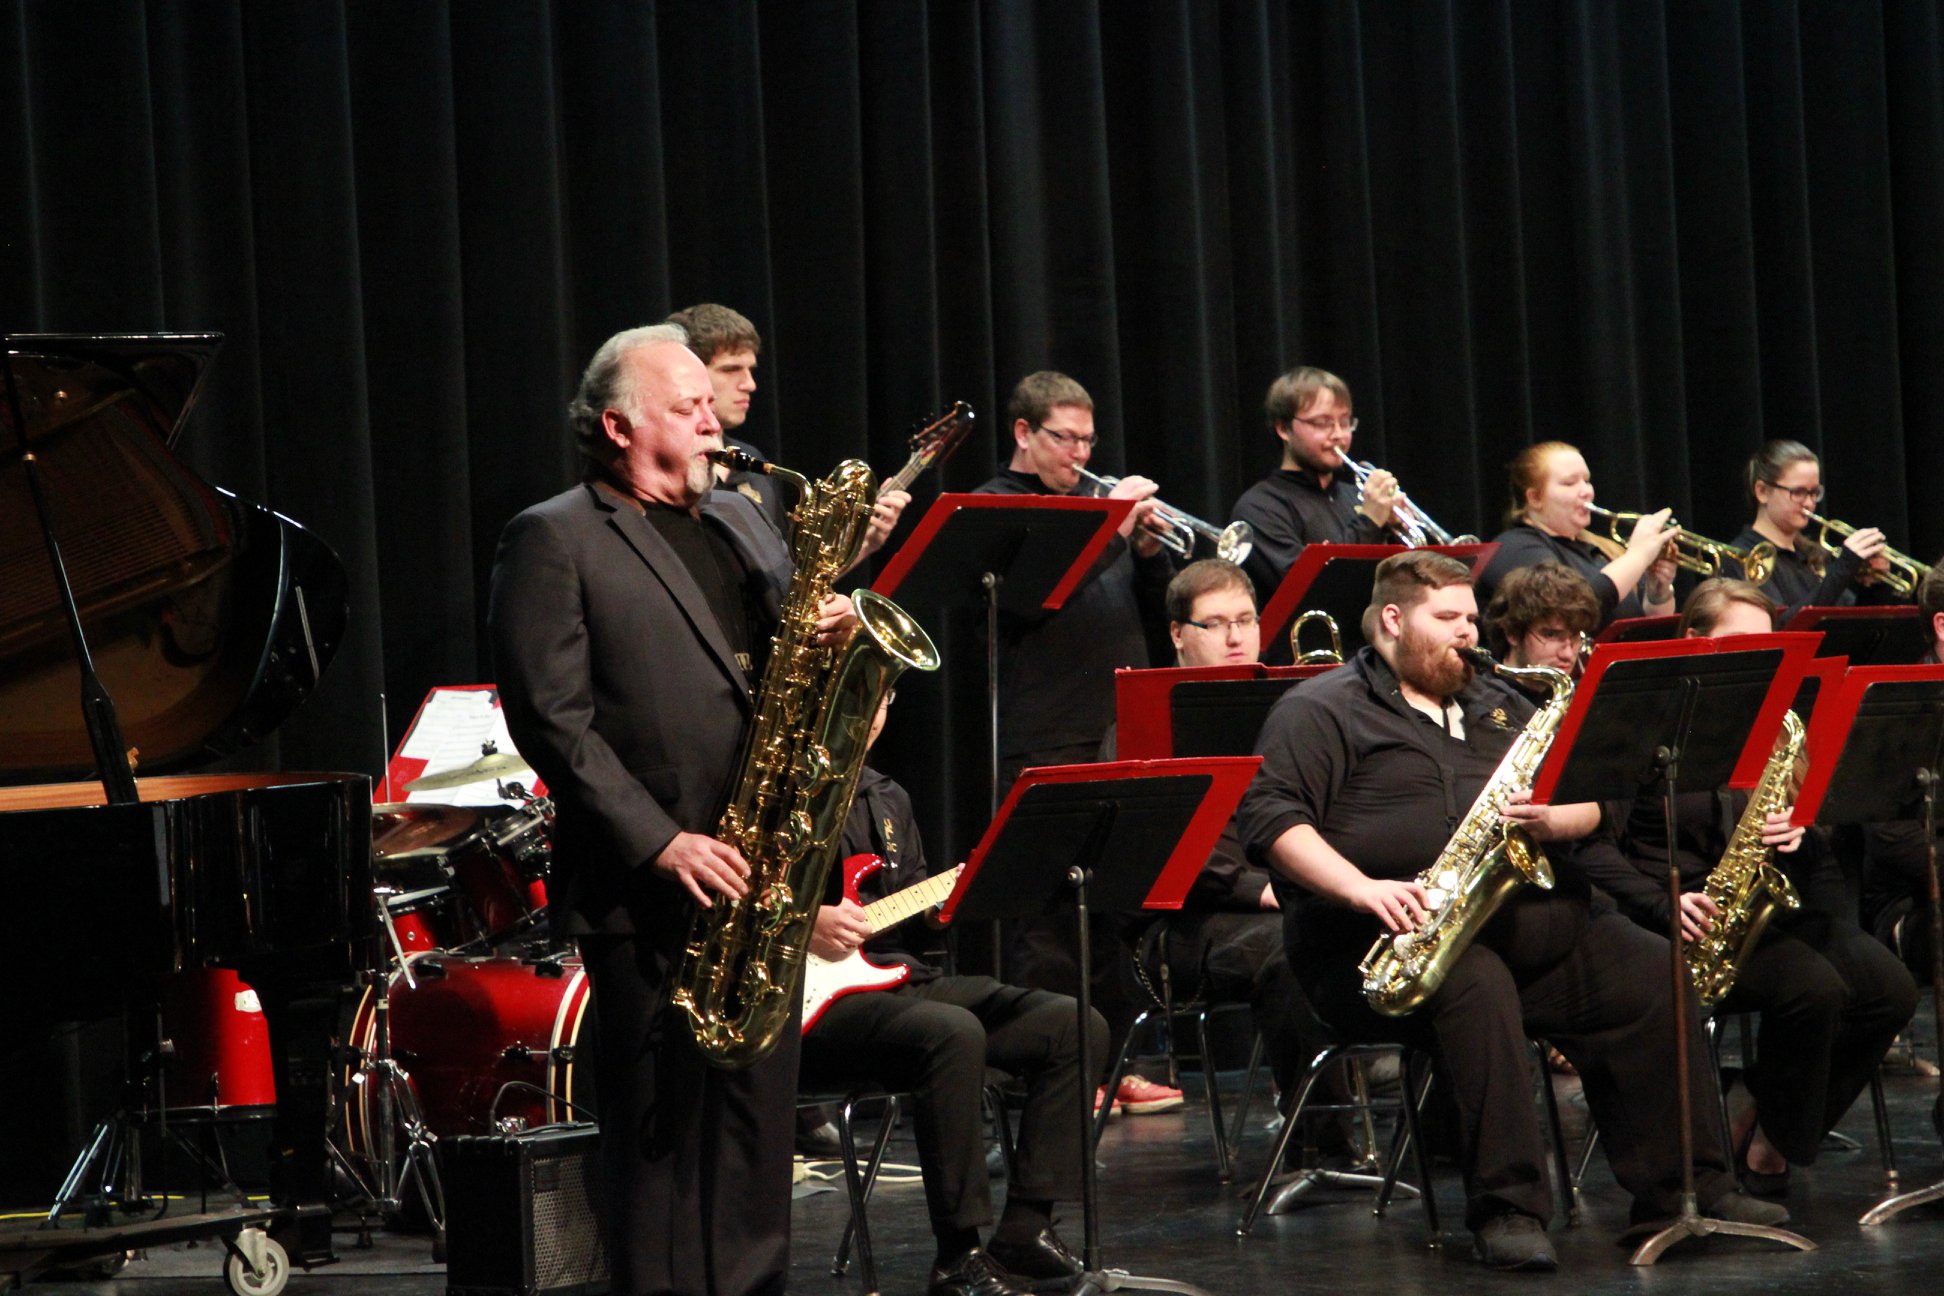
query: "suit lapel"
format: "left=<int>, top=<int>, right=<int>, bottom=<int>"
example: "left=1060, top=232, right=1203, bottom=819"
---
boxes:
left=587, top=484, right=753, bottom=702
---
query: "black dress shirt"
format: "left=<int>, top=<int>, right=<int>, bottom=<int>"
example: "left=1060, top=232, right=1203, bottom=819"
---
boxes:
left=1729, top=525, right=1875, bottom=618
left=1475, top=523, right=1644, bottom=627
left=826, top=766, right=942, bottom=983
left=1230, top=466, right=1389, bottom=601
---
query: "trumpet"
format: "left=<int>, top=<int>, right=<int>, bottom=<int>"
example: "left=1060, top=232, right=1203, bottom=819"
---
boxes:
left=1803, top=511, right=1932, bottom=599
left=1581, top=504, right=1776, bottom=586
left=1075, top=467, right=1253, bottom=566
left=1342, top=459, right=1478, bottom=547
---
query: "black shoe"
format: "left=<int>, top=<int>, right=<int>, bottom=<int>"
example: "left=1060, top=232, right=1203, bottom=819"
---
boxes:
left=930, top=1248, right=1034, bottom=1296
left=1706, top=1189, right=1792, bottom=1227
left=1471, top=1212, right=1558, bottom=1272
left=986, top=1226, right=1084, bottom=1286
left=794, top=1120, right=845, bottom=1158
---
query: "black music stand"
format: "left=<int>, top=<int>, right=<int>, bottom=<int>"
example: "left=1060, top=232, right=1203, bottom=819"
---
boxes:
left=941, top=758, right=1259, bottom=1296
left=1786, top=606, right=1928, bottom=665
left=1111, top=664, right=1331, bottom=762
left=1781, top=666, right=1944, bottom=1226
left=1256, top=543, right=1495, bottom=665
left=1533, top=634, right=1820, bottom=1264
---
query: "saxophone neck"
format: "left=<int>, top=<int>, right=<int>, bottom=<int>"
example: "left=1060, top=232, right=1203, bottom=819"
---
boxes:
left=1458, top=646, right=1573, bottom=702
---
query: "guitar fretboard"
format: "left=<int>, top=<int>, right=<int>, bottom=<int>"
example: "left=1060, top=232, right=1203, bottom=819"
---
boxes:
left=861, top=866, right=963, bottom=935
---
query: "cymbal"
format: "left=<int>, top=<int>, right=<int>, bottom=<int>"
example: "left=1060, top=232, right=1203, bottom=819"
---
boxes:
left=372, top=803, right=482, bottom=857
left=403, top=750, right=532, bottom=792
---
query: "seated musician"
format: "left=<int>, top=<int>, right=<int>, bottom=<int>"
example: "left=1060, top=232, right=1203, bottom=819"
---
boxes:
left=1235, top=550, right=1786, bottom=1271
left=804, top=691, right=1107, bottom=1296
left=1473, top=441, right=1677, bottom=630
left=1577, top=578, right=1917, bottom=1197
left=1481, top=560, right=1601, bottom=686
left=1229, top=366, right=1401, bottom=598
left=1732, top=439, right=1898, bottom=619
left=1863, top=563, right=1944, bottom=982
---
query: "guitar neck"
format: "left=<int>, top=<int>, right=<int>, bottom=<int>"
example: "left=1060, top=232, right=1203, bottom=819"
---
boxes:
left=860, top=866, right=963, bottom=935
left=880, top=451, right=928, bottom=497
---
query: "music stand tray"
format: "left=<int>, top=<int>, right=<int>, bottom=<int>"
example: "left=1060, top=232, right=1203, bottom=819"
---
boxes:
left=1785, top=605, right=1928, bottom=666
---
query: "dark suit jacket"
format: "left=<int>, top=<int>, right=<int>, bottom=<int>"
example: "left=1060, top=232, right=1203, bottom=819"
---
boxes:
left=489, top=480, right=792, bottom=945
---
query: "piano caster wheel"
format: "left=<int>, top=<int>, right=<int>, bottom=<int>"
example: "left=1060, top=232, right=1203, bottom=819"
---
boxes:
left=224, top=1230, right=289, bottom=1296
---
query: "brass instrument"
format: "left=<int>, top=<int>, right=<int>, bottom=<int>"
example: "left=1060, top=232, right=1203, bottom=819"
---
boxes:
left=672, top=450, right=942, bottom=1068
left=1803, top=511, right=1932, bottom=599
left=1074, top=467, right=1253, bottom=566
left=1342, top=459, right=1479, bottom=547
left=1581, top=504, right=1776, bottom=586
left=1358, top=648, right=1574, bottom=1016
left=1289, top=609, right=1345, bottom=664
left=1685, top=711, right=1806, bottom=1008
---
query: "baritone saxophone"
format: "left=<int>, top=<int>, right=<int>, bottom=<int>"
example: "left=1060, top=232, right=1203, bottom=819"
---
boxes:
left=1358, top=648, right=1574, bottom=1017
left=1685, top=711, right=1806, bottom=1008
left=671, top=450, right=941, bottom=1069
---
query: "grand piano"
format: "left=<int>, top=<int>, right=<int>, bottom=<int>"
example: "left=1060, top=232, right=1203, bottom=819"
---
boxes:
left=0, top=333, right=372, bottom=1272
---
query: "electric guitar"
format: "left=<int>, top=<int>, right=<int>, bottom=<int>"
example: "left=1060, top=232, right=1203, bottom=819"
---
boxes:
left=878, top=401, right=975, bottom=497
left=801, top=854, right=964, bottom=1034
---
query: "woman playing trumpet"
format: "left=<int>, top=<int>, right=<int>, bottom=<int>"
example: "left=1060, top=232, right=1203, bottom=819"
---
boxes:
left=1474, top=441, right=1678, bottom=629
left=1733, top=440, right=1897, bottom=616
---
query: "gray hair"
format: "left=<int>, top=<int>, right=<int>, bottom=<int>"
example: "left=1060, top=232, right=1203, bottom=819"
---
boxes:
left=569, top=323, right=692, bottom=462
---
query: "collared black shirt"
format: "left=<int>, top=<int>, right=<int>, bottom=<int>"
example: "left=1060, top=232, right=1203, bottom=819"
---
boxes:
left=1729, top=525, right=1872, bottom=618
left=972, top=468, right=1173, bottom=757
left=1234, top=646, right=1550, bottom=963
left=1475, top=523, right=1642, bottom=627
left=1230, top=466, right=1389, bottom=599
left=640, top=499, right=756, bottom=673
left=824, top=766, right=942, bottom=982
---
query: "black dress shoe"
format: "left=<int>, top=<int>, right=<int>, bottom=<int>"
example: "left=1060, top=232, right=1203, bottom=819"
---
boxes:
left=1471, top=1212, right=1557, bottom=1272
left=986, top=1226, right=1084, bottom=1285
left=931, top=1248, right=1035, bottom=1296
left=1706, top=1189, right=1791, bottom=1227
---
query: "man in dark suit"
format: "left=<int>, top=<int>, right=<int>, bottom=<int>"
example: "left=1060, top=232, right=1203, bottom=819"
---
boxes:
left=490, top=323, right=852, bottom=1296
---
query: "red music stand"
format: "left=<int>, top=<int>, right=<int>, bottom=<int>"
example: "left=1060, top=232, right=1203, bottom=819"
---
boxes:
left=1112, top=663, right=1333, bottom=761
left=1256, top=542, right=1496, bottom=666
left=1594, top=614, right=1681, bottom=645
left=1782, top=664, right=1944, bottom=1226
left=938, top=757, right=1258, bottom=1295
left=1531, top=634, right=1820, bottom=1264
left=1785, top=605, right=1928, bottom=665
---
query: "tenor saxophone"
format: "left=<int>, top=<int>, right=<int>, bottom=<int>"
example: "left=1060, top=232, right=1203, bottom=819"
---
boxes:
left=671, top=451, right=941, bottom=1069
left=1685, top=711, right=1806, bottom=1008
left=1358, top=648, right=1574, bottom=1017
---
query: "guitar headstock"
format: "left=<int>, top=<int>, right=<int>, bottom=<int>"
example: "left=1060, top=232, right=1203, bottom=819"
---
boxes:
left=906, top=401, right=975, bottom=473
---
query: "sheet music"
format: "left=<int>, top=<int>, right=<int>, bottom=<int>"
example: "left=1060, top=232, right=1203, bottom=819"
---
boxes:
left=393, top=687, right=530, bottom=807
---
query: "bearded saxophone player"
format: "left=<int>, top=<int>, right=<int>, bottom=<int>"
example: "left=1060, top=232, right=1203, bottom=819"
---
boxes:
left=1578, top=578, right=1915, bottom=1200
left=1233, top=550, right=1789, bottom=1271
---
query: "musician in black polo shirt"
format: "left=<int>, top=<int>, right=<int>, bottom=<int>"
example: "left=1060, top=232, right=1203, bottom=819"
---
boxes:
left=1730, top=439, right=1897, bottom=620
left=1228, top=366, right=1401, bottom=598
left=1234, top=550, right=1786, bottom=1270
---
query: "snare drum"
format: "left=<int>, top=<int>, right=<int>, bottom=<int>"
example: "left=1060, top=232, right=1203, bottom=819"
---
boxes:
left=345, top=954, right=593, bottom=1157
left=371, top=804, right=481, bottom=951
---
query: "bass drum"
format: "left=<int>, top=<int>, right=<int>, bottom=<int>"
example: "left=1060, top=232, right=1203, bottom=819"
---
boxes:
left=345, top=954, right=595, bottom=1159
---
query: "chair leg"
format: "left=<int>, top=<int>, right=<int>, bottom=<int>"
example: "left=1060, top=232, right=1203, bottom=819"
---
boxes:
left=1236, top=1049, right=1336, bottom=1237
left=1195, top=1011, right=1230, bottom=1182
left=1870, top=1066, right=1899, bottom=1188
left=1399, top=1051, right=1440, bottom=1245
left=984, top=1083, right=1019, bottom=1183
left=1225, top=1033, right=1266, bottom=1173
left=1094, top=1008, right=1152, bottom=1148
left=1530, top=1040, right=1575, bottom=1226
left=832, top=1093, right=898, bottom=1294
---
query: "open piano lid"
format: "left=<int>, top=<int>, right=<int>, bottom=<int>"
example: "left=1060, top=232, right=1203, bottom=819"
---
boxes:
left=0, top=332, right=350, bottom=782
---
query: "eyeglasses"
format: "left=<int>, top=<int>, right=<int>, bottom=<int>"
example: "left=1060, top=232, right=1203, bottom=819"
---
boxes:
left=1182, top=613, right=1259, bottom=635
left=1292, top=415, right=1358, bottom=433
left=1033, top=425, right=1098, bottom=451
left=1527, top=626, right=1577, bottom=647
left=1761, top=480, right=1825, bottom=505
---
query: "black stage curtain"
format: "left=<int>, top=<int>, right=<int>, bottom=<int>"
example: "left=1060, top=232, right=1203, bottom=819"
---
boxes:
left=6, top=1, right=1942, bottom=873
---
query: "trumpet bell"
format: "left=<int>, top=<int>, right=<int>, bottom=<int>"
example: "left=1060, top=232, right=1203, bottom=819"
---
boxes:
left=1216, top=520, right=1254, bottom=567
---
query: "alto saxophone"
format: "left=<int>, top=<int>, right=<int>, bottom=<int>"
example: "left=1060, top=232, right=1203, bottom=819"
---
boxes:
left=1685, top=710, right=1806, bottom=1008
left=1358, top=648, right=1574, bottom=1017
left=671, top=451, right=941, bottom=1069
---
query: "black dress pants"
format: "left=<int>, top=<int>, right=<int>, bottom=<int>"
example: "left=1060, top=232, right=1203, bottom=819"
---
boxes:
left=799, top=976, right=1109, bottom=1236
left=1297, top=895, right=1737, bottom=1229
left=580, top=934, right=798, bottom=1296
left=1719, top=906, right=1917, bottom=1164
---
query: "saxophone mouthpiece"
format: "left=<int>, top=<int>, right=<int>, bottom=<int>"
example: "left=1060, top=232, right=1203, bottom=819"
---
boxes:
left=1457, top=646, right=1496, bottom=670
left=705, top=447, right=768, bottom=475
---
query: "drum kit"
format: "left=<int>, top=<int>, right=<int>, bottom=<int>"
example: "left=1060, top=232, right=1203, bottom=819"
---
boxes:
left=152, top=744, right=588, bottom=1251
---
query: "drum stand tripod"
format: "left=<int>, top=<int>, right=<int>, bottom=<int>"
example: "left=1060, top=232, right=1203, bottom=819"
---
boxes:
left=329, top=903, right=447, bottom=1258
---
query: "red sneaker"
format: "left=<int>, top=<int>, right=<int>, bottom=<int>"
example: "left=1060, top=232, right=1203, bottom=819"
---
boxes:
left=1115, top=1074, right=1185, bottom=1114
left=1093, top=1085, right=1122, bottom=1117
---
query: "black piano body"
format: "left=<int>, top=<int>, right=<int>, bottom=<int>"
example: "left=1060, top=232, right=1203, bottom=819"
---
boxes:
left=0, top=334, right=370, bottom=1263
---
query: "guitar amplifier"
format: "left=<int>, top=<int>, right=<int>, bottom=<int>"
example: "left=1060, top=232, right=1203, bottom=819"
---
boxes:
left=442, top=1123, right=608, bottom=1296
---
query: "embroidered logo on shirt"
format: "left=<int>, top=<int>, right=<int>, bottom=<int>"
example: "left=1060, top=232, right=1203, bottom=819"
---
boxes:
left=1484, top=707, right=1511, bottom=731
left=735, top=652, right=753, bottom=673
left=737, top=481, right=764, bottom=507
left=881, top=815, right=899, bottom=859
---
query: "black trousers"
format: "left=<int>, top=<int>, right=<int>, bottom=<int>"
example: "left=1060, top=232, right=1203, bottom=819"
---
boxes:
left=1165, top=910, right=1329, bottom=1095
left=799, top=975, right=1109, bottom=1237
left=1296, top=894, right=1737, bottom=1229
left=1719, top=907, right=1917, bottom=1164
left=580, top=934, right=798, bottom=1296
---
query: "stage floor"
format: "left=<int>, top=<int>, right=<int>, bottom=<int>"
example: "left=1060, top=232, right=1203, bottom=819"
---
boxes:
left=17, top=1051, right=1944, bottom=1295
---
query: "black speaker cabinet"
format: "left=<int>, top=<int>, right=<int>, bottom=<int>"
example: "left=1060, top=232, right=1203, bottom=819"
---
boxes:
left=442, top=1123, right=608, bottom=1296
